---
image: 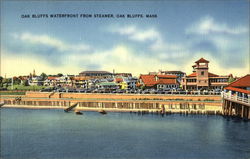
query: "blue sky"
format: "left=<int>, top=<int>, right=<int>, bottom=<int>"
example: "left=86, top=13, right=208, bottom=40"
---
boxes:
left=1, top=0, right=249, bottom=77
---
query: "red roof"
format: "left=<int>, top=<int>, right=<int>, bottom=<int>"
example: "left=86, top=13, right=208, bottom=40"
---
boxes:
left=225, top=86, right=250, bottom=94
left=187, top=72, right=197, bottom=77
left=187, top=72, right=219, bottom=77
left=47, top=76, right=58, bottom=80
left=228, top=74, right=250, bottom=87
left=195, top=58, right=209, bottom=63
left=140, top=75, right=177, bottom=87
left=140, top=75, right=157, bottom=86
left=115, top=78, right=123, bottom=83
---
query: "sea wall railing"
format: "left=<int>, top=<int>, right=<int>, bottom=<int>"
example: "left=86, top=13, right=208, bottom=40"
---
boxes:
left=222, top=92, right=250, bottom=105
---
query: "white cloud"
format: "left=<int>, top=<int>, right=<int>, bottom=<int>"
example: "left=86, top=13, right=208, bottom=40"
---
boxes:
left=11, top=32, right=90, bottom=52
left=186, top=15, right=248, bottom=35
left=111, top=25, right=160, bottom=42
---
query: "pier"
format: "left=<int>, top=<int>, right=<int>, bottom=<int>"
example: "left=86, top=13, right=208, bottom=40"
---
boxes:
left=222, top=91, right=250, bottom=119
left=221, top=74, right=250, bottom=120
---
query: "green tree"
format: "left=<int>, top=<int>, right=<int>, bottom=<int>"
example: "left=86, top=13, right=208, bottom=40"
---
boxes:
left=0, top=76, right=3, bottom=87
left=57, top=73, right=63, bottom=77
left=22, top=79, right=29, bottom=86
left=228, top=77, right=236, bottom=83
left=40, top=72, right=48, bottom=81
left=13, top=77, right=21, bottom=85
left=0, top=76, right=3, bottom=83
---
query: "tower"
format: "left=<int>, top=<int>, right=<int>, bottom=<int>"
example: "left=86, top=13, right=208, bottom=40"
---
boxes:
left=195, top=58, right=209, bottom=89
left=33, top=69, right=36, bottom=77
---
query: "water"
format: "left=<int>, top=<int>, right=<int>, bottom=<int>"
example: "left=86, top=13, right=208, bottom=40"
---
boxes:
left=1, top=108, right=250, bottom=159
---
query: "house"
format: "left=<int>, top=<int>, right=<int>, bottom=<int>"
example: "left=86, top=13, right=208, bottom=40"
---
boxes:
left=28, top=76, right=43, bottom=86
left=114, top=73, right=132, bottom=78
left=44, top=75, right=73, bottom=87
left=159, top=71, right=186, bottom=83
left=115, top=77, right=138, bottom=90
left=79, top=71, right=113, bottom=79
left=96, top=82, right=119, bottom=90
left=181, top=58, right=231, bottom=90
left=44, top=76, right=59, bottom=86
left=139, top=74, right=179, bottom=90
left=72, top=76, right=91, bottom=88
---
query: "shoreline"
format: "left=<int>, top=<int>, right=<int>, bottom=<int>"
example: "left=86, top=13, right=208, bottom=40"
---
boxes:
left=2, top=104, right=222, bottom=114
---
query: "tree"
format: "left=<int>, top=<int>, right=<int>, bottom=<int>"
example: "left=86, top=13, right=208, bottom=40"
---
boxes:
left=0, top=76, right=3, bottom=83
left=228, top=77, right=236, bottom=83
left=57, top=73, right=63, bottom=77
left=13, top=77, right=21, bottom=85
left=2, top=78, right=11, bottom=88
left=22, top=80, right=29, bottom=86
left=0, top=76, right=3, bottom=87
left=40, top=72, right=48, bottom=81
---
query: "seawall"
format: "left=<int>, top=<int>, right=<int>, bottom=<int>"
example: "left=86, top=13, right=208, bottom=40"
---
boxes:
left=1, top=91, right=222, bottom=114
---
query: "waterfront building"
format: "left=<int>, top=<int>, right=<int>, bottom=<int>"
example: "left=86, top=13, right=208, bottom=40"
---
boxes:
left=139, top=74, right=179, bottom=90
left=115, top=77, right=138, bottom=89
left=222, top=74, right=250, bottom=119
left=28, top=76, right=43, bottom=86
left=44, top=75, right=73, bottom=87
left=79, top=71, right=113, bottom=79
left=159, top=70, right=186, bottom=83
left=44, top=76, right=59, bottom=86
left=181, top=58, right=231, bottom=90
left=71, top=76, right=92, bottom=88
left=114, top=73, right=132, bottom=77
left=96, top=82, right=119, bottom=90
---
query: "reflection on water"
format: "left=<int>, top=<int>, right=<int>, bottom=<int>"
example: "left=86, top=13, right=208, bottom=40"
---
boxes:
left=1, top=108, right=250, bottom=159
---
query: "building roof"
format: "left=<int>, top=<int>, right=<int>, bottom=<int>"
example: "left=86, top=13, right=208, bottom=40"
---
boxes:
left=140, top=74, right=177, bottom=87
left=161, top=71, right=186, bottom=74
left=73, top=76, right=90, bottom=80
left=47, top=76, right=59, bottom=80
left=80, top=71, right=112, bottom=74
left=140, top=75, right=157, bottom=86
left=195, top=58, right=209, bottom=63
left=187, top=72, right=219, bottom=77
left=115, top=78, right=123, bottom=83
left=224, top=86, right=250, bottom=94
left=228, top=74, right=250, bottom=87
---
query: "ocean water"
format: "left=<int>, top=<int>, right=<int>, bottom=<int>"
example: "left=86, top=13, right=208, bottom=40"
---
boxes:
left=1, top=108, right=250, bottom=159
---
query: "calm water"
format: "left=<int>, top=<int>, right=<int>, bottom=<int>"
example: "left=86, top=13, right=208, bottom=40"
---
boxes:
left=1, top=108, right=250, bottom=159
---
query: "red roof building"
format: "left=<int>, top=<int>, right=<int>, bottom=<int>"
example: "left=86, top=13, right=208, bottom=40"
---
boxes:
left=139, top=74, right=179, bottom=89
left=224, top=74, right=250, bottom=95
left=182, top=58, right=232, bottom=90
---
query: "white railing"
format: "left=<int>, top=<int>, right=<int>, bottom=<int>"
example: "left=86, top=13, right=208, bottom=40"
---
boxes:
left=222, top=92, right=250, bottom=105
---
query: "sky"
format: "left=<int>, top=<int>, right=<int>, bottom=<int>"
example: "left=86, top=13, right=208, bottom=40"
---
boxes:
left=1, top=0, right=249, bottom=77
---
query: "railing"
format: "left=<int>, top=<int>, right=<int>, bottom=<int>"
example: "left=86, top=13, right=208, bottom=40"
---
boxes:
left=222, top=92, right=250, bottom=105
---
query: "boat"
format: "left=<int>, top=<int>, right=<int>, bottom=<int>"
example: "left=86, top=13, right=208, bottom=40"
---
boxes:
left=0, top=102, right=5, bottom=107
left=98, top=109, right=107, bottom=115
left=75, top=111, right=83, bottom=115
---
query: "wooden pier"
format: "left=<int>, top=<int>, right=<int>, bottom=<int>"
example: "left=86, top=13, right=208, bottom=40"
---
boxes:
left=222, top=74, right=250, bottom=120
left=222, top=92, right=250, bottom=119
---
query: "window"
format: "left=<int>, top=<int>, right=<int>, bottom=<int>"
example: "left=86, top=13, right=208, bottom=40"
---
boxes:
left=201, top=71, right=204, bottom=76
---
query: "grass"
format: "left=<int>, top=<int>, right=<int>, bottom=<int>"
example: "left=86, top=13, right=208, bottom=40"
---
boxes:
left=6, top=85, right=47, bottom=91
left=0, top=91, right=26, bottom=95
